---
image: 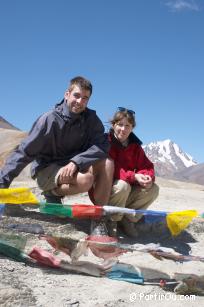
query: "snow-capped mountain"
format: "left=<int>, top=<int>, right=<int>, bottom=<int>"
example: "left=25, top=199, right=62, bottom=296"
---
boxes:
left=143, top=139, right=197, bottom=178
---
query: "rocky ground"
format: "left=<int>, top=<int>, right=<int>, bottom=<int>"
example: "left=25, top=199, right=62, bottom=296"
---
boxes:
left=0, top=177, right=204, bottom=307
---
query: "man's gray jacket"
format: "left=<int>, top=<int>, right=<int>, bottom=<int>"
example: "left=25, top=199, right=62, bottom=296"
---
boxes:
left=0, top=100, right=109, bottom=187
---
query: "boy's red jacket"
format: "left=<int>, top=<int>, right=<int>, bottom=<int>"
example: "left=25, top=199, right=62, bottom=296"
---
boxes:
left=108, top=131, right=155, bottom=184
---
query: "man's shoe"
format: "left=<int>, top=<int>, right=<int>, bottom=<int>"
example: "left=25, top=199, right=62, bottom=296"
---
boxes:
left=107, top=220, right=118, bottom=237
left=121, top=217, right=138, bottom=238
left=90, top=219, right=108, bottom=236
left=42, top=191, right=62, bottom=204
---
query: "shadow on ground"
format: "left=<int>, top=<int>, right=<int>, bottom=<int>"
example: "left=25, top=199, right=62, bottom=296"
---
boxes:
left=118, top=220, right=196, bottom=256
left=1, top=205, right=198, bottom=257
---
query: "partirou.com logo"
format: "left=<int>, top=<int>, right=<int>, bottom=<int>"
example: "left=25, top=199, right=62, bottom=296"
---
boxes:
left=129, top=292, right=196, bottom=302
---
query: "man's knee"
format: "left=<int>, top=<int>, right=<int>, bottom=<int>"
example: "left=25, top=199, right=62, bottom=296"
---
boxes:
left=105, top=157, right=114, bottom=172
left=79, top=172, right=94, bottom=192
left=93, top=158, right=114, bottom=175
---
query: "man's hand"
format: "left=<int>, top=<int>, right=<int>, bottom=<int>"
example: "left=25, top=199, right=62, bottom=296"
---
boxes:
left=58, top=162, right=78, bottom=184
left=135, top=174, right=153, bottom=189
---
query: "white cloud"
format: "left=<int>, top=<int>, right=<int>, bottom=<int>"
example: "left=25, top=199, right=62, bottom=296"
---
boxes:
left=165, top=0, right=200, bottom=12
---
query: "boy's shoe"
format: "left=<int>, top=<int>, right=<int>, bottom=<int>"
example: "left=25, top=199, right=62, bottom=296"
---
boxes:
left=4, top=204, right=26, bottom=216
left=42, top=191, right=62, bottom=204
left=151, top=221, right=169, bottom=235
left=106, top=220, right=118, bottom=237
left=121, top=217, right=138, bottom=238
left=90, top=218, right=108, bottom=236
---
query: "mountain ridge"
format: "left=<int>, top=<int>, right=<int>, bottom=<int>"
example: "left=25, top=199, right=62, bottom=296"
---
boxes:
left=0, top=115, right=203, bottom=185
left=143, top=139, right=203, bottom=185
left=0, top=115, right=20, bottom=130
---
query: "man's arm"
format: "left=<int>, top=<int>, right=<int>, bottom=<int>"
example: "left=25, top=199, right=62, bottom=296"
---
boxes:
left=0, top=114, right=50, bottom=187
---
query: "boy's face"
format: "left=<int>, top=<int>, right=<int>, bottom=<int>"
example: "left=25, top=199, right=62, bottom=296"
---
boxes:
left=113, top=117, right=133, bottom=143
left=64, top=85, right=91, bottom=113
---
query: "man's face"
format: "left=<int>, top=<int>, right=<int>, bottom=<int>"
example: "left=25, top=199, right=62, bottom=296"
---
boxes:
left=64, top=85, right=91, bottom=114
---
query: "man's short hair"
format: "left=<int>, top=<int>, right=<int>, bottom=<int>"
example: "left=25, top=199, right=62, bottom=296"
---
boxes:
left=69, top=76, right=92, bottom=96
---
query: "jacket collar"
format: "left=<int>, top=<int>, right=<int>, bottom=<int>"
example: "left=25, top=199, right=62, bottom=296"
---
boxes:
left=109, top=129, right=143, bottom=147
left=55, top=99, right=87, bottom=122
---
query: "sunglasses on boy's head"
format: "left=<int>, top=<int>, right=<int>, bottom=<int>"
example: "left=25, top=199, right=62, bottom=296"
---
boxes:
left=117, top=107, right=135, bottom=115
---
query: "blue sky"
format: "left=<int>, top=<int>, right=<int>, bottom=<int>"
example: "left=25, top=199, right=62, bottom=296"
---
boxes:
left=0, top=0, right=203, bottom=162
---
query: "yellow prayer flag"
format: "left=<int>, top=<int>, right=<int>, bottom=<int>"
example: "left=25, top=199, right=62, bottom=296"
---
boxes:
left=166, top=210, right=198, bottom=236
left=0, top=187, right=38, bottom=204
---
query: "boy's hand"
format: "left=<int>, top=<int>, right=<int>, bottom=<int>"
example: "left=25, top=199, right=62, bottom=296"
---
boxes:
left=135, top=174, right=153, bottom=188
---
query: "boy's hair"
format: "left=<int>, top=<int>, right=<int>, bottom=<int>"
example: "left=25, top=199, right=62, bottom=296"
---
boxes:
left=69, top=76, right=92, bottom=96
left=110, top=110, right=136, bottom=128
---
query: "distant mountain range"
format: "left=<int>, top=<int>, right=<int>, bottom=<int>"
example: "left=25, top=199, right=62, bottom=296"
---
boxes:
left=0, top=116, right=203, bottom=185
left=0, top=117, right=27, bottom=177
left=0, top=116, right=19, bottom=130
left=143, top=139, right=204, bottom=185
